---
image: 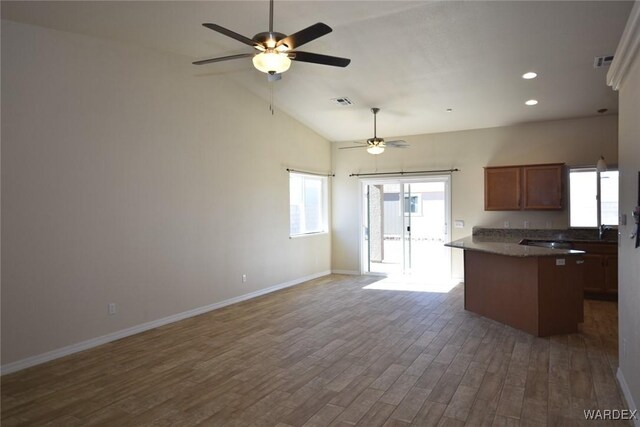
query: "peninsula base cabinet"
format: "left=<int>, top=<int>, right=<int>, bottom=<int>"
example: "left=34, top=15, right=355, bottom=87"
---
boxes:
left=464, top=250, right=584, bottom=337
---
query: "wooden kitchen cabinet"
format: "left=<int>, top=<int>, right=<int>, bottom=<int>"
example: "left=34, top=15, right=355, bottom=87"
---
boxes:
left=604, top=255, right=618, bottom=293
left=581, top=254, right=606, bottom=293
left=573, top=242, right=618, bottom=298
left=484, top=163, right=564, bottom=211
left=463, top=250, right=583, bottom=337
left=485, top=167, right=521, bottom=210
left=523, top=164, right=563, bottom=209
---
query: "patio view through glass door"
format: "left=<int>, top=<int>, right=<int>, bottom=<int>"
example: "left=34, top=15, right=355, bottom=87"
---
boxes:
left=362, top=177, right=451, bottom=279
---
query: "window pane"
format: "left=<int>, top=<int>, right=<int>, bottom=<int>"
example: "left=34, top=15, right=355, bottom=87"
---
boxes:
left=303, top=178, right=322, bottom=233
left=570, top=170, right=597, bottom=227
left=289, top=175, right=303, bottom=235
left=600, top=171, right=619, bottom=226
left=289, top=173, right=326, bottom=236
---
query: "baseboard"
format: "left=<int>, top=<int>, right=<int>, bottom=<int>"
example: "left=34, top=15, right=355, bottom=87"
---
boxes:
left=617, top=367, right=640, bottom=427
left=1, top=270, right=331, bottom=376
left=331, top=269, right=361, bottom=275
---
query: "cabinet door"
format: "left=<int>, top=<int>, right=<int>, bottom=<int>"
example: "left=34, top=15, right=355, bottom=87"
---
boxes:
left=485, top=167, right=521, bottom=210
left=523, top=164, right=563, bottom=210
left=582, top=254, right=606, bottom=293
left=604, top=255, right=618, bottom=294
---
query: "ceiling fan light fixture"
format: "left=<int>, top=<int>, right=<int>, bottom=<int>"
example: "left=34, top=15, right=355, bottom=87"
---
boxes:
left=367, top=145, right=385, bottom=155
left=252, top=51, right=291, bottom=74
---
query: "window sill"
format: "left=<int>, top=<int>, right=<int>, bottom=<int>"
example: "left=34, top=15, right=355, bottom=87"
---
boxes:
left=290, top=231, right=329, bottom=239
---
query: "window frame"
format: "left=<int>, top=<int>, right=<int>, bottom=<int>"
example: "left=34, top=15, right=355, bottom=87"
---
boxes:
left=568, top=166, right=619, bottom=229
left=289, top=172, right=329, bottom=238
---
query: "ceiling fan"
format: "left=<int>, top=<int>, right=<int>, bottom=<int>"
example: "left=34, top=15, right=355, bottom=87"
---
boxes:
left=193, top=0, right=351, bottom=80
left=340, top=108, right=409, bottom=155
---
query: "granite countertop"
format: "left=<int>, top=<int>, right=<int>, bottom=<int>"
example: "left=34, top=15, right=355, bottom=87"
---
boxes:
left=471, top=227, right=618, bottom=244
left=445, top=236, right=586, bottom=258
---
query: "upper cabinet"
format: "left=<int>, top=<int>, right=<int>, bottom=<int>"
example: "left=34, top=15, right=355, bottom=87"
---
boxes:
left=484, top=167, right=521, bottom=210
left=485, top=163, right=564, bottom=211
left=522, top=164, right=564, bottom=210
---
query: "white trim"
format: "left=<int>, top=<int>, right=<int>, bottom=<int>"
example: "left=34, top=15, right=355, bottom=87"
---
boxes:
left=331, top=270, right=361, bottom=275
left=607, top=1, right=640, bottom=91
left=617, top=368, right=640, bottom=427
left=289, top=231, right=329, bottom=239
left=0, top=270, right=331, bottom=375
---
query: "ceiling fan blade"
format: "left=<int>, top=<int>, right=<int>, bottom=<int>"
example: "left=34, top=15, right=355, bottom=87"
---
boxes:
left=339, top=146, right=368, bottom=150
left=202, top=23, right=258, bottom=48
left=193, top=53, right=254, bottom=65
left=290, top=51, right=351, bottom=67
left=277, top=23, right=332, bottom=50
left=385, top=140, right=410, bottom=148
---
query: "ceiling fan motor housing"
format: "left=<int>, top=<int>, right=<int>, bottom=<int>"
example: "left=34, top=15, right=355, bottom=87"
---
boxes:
left=253, top=31, right=287, bottom=48
left=367, top=137, right=385, bottom=146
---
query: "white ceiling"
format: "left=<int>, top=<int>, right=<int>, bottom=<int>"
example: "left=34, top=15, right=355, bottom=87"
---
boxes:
left=2, top=1, right=633, bottom=142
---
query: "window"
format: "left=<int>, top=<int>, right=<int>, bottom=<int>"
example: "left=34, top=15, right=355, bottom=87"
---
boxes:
left=569, top=167, right=619, bottom=227
left=289, top=173, right=327, bottom=236
left=403, top=195, right=422, bottom=215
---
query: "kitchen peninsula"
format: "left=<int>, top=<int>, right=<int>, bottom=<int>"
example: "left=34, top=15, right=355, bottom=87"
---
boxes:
left=446, top=235, right=586, bottom=337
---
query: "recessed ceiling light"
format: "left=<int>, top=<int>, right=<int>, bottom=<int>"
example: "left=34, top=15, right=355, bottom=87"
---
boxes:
left=522, top=72, right=538, bottom=79
left=525, top=99, right=538, bottom=106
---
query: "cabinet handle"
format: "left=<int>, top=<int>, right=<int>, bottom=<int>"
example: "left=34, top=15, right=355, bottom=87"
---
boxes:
left=576, top=260, right=584, bottom=264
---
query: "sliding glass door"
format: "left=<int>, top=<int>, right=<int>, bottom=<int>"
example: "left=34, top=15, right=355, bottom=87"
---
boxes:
left=362, top=176, right=451, bottom=278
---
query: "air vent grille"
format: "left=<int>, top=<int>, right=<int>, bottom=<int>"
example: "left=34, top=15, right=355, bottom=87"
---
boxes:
left=331, top=97, right=354, bottom=106
left=594, top=55, right=614, bottom=68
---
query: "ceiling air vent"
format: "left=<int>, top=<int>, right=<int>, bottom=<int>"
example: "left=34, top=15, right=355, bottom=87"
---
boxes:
left=331, top=97, right=354, bottom=106
left=594, top=55, right=614, bottom=68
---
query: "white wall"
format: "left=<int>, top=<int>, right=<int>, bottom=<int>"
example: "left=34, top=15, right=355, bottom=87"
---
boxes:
left=615, top=12, right=640, bottom=417
left=332, top=116, right=618, bottom=277
left=1, top=21, right=331, bottom=366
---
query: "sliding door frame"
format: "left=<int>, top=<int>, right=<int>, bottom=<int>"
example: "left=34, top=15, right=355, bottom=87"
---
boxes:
left=358, top=174, right=452, bottom=277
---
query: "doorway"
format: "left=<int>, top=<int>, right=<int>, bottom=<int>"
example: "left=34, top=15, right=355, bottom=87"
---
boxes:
left=361, top=176, right=451, bottom=279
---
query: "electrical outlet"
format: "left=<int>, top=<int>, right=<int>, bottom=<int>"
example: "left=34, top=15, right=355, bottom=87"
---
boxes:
left=454, top=220, right=465, bottom=228
left=504, top=221, right=510, bottom=228
left=242, top=274, right=247, bottom=283
left=108, top=303, right=117, bottom=315
left=623, top=338, right=627, bottom=357
left=524, top=220, right=530, bottom=229
left=556, top=258, right=566, bottom=266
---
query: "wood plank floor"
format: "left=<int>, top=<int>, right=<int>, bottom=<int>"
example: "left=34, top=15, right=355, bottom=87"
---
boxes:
left=1, top=274, right=629, bottom=426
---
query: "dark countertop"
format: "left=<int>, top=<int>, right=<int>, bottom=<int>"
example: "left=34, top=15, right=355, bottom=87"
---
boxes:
left=472, top=227, right=618, bottom=244
left=445, top=236, right=586, bottom=258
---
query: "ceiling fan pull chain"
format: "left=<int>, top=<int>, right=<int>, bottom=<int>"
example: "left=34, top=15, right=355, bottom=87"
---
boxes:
left=270, top=84, right=274, bottom=115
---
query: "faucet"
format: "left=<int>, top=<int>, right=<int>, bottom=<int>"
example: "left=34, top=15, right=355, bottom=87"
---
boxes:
left=599, top=224, right=612, bottom=240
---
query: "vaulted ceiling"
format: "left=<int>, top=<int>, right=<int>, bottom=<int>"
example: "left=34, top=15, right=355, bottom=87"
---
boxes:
left=2, top=1, right=633, bottom=142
